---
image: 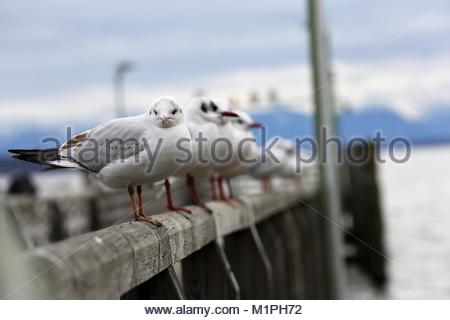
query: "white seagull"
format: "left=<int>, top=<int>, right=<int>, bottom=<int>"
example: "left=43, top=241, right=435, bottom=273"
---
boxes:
left=8, top=96, right=192, bottom=226
left=208, top=98, right=241, bottom=201
left=218, top=110, right=262, bottom=199
left=172, top=97, right=238, bottom=208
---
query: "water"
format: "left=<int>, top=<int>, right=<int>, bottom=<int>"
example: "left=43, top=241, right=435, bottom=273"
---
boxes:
left=349, top=145, right=450, bottom=299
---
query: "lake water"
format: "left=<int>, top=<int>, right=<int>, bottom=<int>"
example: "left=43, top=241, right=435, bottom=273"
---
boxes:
left=348, top=145, right=450, bottom=299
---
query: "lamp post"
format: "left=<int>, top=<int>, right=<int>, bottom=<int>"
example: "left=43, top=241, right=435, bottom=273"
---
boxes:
left=113, top=61, right=134, bottom=118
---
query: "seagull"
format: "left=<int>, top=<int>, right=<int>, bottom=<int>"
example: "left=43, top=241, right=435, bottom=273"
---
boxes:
left=173, top=97, right=238, bottom=209
left=217, top=110, right=262, bottom=199
left=8, top=96, right=192, bottom=226
left=206, top=98, right=240, bottom=201
left=250, top=137, right=290, bottom=193
left=273, top=138, right=298, bottom=178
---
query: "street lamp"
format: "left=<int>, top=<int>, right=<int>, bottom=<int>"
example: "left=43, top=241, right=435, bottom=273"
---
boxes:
left=113, top=61, right=134, bottom=118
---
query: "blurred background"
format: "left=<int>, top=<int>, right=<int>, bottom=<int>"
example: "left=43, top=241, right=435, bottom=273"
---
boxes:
left=1, top=0, right=450, bottom=299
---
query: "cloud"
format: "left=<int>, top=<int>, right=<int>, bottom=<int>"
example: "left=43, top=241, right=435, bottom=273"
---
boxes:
left=2, top=52, right=450, bottom=138
left=335, top=56, right=450, bottom=118
left=1, top=0, right=450, bottom=138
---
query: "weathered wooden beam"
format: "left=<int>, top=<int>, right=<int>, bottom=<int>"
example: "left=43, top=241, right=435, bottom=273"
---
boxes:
left=257, top=218, right=288, bottom=299
left=292, top=201, right=326, bottom=299
left=22, top=190, right=310, bottom=299
left=224, top=226, right=274, bottom=299
left=182, top=241, right=240, bottom=299
left=271, top=209, right=306, bottom=299
left=121, top=266, right=185, bottom=300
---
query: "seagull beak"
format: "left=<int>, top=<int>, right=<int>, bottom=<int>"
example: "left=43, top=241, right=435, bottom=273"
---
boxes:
left=220, top=111, right=239, bottom=118
left=248, top=123, right=262, bottom=129
left=160, top=114, right=170, bottom=125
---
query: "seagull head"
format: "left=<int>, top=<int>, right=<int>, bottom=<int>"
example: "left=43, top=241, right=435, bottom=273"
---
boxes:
left=232, top=110, right=263, bottom=132
left=186, top=97, right=238, bottom=125
left=148, top=96, right=184, bottom=128
left=212, top=98, right=239, bottom=125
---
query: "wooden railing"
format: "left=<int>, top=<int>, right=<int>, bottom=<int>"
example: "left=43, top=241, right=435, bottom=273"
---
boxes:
left=12, top=177, right=328, bottom=299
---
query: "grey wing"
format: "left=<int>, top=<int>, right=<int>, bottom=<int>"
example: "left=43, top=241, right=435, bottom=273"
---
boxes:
left=59, top=116, right=148, bottom=172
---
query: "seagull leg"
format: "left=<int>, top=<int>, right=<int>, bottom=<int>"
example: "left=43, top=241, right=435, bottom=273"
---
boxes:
left=164, top=179, right=191, bottom=214
left=187, top=174, right=213, bottom=213
left=218, top=176, right=232, bottom=202
left=128, top=185, right=139, bottom=220
left=136, top=185, right=162, bottom=226
left=261, top=177, right=272, bottom=193
left=226, top=178, right=245, bottom=205
left=226, top=178, right=234, bottom=198
left=209, top=175, right=218, bottom=201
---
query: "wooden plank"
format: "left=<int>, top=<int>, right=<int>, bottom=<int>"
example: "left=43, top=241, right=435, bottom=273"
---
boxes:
left=24, top=191, right=307, bottom=299
left=271, top=210, right=306, bottom=299
left=257, top=218, right=288, bottom=299
left=26, top=209, right=212, bottom=299
left=224, top=226, right=274, bottom=299
left=182, top=241, right=240, bottom=299
left=121, top=266, right=185, bottom=300
left=292, top=202, right=326, bottom=299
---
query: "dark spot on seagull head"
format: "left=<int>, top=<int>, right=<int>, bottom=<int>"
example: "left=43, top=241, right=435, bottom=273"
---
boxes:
left=200, top=102, right=208, bottom=113
left=210, top=101, right=219, bottom=112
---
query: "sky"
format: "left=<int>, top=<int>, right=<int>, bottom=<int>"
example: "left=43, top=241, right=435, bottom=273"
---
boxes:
left=1, top=0, right=450, bottom=136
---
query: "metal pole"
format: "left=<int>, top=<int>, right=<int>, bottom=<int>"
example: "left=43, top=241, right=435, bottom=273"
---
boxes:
left=307, top=0, right=346, bottom=298
left=113, top=61, right=134, bottom=118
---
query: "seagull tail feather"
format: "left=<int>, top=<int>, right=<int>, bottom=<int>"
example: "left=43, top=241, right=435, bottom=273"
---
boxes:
left=8, top=148, right=79, bottom=170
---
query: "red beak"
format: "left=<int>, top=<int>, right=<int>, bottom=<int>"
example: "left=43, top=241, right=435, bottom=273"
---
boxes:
left=220, top=111, right=239, bottom=117
left=248, top=123, right=262, bottom=129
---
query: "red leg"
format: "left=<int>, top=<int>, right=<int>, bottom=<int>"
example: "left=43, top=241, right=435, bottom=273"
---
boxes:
left=226, top=178, right=234, bottom=198
left=209, top=175, right=218, bottom=200
left=130, top=185, right=161, bottom=226
left=261, top=177, right=272, bottom=193
left=164, top=179, right=191, bottom=214
left=226, top=178, right=245, bottom=205
left=128, top=185, right=139, bottom=220
left=218, top=176, right=234, bottom=203
left=187, top=174, right=213, bottom=214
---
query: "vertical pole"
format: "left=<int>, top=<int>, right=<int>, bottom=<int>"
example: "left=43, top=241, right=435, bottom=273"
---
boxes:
left=307, top=0, right=346, bottom=298
left=113, top=61, right=133, bottom=118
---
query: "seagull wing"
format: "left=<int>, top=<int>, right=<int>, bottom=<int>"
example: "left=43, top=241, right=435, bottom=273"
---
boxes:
left=60, top=115, right=149, bottom=172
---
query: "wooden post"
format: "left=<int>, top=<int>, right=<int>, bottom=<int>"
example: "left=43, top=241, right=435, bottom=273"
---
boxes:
left=271, top=210, right=306, bottom=299
left=182, top=241, right=240, bottom=299
left=257, top=217, right=289, bottom=299
left=224, top=226, right=274, bottom=299
left=121, top=266, right=185, bottom=299
left=48, top=201, right=66, bottom=242
left=292, top=201, right=327, bottom=298
left=347, top=142, right=387, bottom=287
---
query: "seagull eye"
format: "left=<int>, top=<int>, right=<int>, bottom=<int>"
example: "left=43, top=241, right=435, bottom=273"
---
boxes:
left=238, top=119, right=244, bottom=125
left=200, top=103, right=208, bottom=113
left=154, top=110, right=158, bottom=115
left=172, top=109, right=178, bottom=115
left=210, top=102, right=218, bottom=112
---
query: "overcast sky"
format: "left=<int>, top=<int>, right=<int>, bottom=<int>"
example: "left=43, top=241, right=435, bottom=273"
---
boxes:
left=1, top=0, right=450, bottom=135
